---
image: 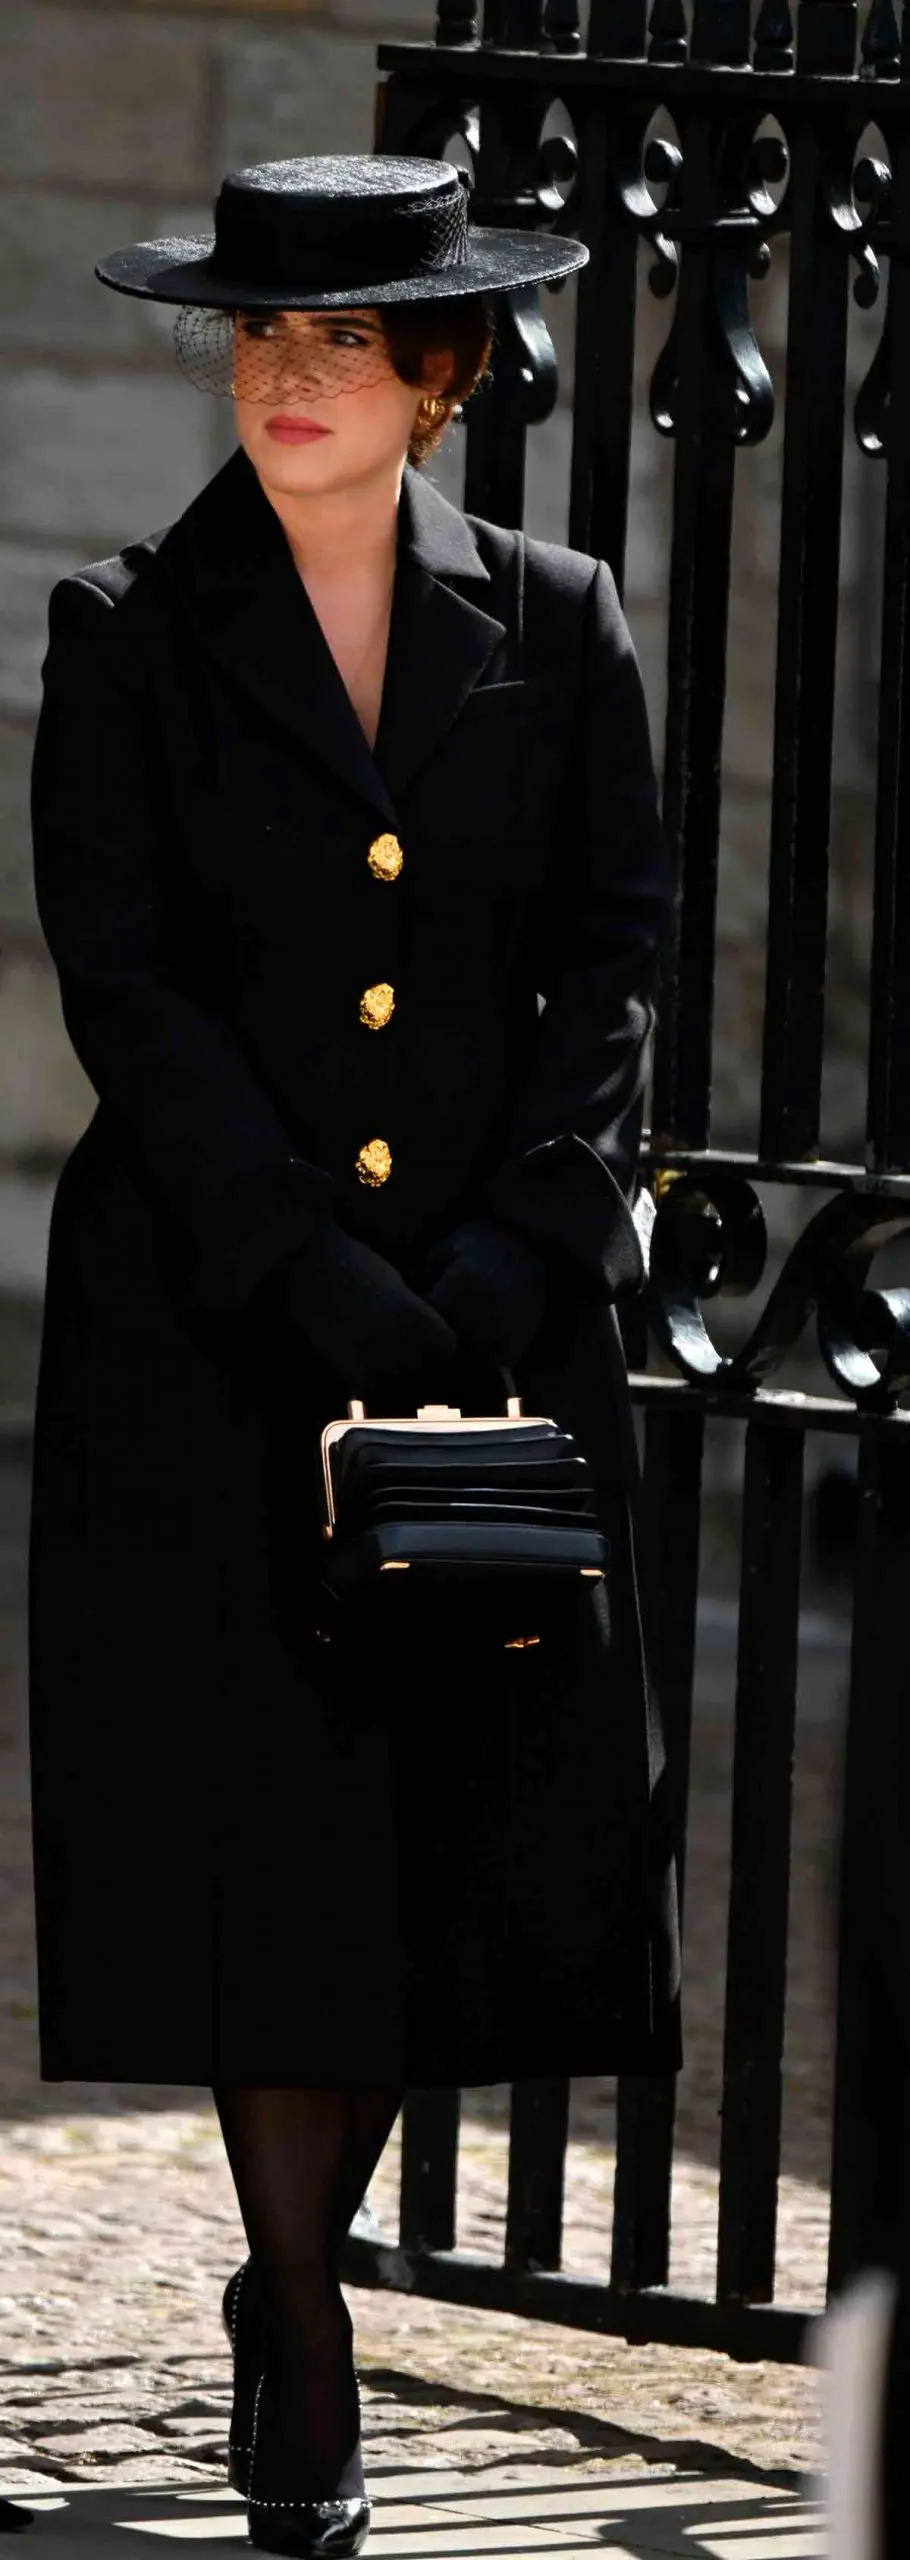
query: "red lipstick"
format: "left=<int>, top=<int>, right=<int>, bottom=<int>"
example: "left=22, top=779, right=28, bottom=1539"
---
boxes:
left=265, top=415, right=331, bottom=443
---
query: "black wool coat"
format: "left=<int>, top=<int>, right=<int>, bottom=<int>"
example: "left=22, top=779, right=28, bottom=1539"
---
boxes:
left=28, top=441, right=682, bottom=2087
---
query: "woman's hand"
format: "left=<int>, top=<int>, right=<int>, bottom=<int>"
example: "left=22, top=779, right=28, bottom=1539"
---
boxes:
left=285, top=1223, right=456, bottom=1384
left=424, top=1219, right=547, bottom=1366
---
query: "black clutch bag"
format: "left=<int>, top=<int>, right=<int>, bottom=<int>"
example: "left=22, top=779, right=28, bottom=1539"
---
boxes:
left=319, top=1395, right=608, bottom=1592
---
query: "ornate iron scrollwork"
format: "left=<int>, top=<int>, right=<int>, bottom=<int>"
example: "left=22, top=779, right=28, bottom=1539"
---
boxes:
left=647, top=1171, right=910, bottom=1410
left=487, top=282, right=561, bottom=422
left=611, top=114, right=784, bottom=445
left=849, top=145, right=894, bottom=455
left=829, top=133, right=891, bottom=312
left=535, top=120, right=580, bottom=258
left=855, top=284, right=892, bottom=455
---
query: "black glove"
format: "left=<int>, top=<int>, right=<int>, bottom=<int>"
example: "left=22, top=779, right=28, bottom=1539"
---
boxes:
left=285, top=1222, right=456, bottom=1384
left=424, top=1218, right=548, bottom=1367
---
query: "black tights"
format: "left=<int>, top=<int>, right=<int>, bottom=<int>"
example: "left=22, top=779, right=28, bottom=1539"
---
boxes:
left=214, top=2086, right=401, bottom=2487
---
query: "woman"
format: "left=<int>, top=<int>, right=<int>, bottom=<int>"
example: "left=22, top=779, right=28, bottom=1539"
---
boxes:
left=28, top=155, right=681, bottom=2556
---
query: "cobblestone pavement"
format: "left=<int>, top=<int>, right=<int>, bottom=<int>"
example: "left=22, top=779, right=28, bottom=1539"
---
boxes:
left=1, top=1446, right=838, bottom=2520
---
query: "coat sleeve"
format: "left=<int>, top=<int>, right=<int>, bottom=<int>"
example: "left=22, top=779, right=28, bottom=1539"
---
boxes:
left=31, top=574, right=336, bottom=1313
left=485, top=556, right=674, bottom=1298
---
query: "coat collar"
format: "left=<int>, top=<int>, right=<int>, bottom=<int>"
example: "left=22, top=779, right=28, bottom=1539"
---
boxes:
left=148, top=443, right=507, bottom=823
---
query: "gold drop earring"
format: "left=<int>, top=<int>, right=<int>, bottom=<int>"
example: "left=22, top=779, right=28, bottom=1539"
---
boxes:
left=418, top=394, right=446, bottom=427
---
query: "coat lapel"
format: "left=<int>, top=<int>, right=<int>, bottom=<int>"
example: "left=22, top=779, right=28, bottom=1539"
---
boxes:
left=150, top=445, right=507, bottom=823
left=374, top=464, right=508, bottom=803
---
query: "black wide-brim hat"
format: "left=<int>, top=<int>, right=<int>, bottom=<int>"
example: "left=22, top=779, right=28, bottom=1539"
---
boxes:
left=94, top=152, right=588, bottom=310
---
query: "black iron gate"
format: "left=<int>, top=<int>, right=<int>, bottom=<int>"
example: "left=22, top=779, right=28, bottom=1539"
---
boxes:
left=341, top=0, right=910, bottom=2366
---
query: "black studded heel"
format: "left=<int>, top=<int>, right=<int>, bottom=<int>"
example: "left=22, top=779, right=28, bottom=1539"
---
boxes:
left=222, top=2259, right=264, bottom=2497
left=246, top=2364, right=371, bottom=2559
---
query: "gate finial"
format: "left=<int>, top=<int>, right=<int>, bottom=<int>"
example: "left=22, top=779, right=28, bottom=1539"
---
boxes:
left=648, top=0, right=688, bottom=62
left=752, top=0, right=794, bottom=69
left=860, top=0, right=901, bottom=75
left=436, top=0, right=479, bottom=40
left=543, top=0, right=582, bottom=46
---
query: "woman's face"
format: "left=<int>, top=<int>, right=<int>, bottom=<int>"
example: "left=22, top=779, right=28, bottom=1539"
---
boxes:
left=232, top=304, right=449, bottom=496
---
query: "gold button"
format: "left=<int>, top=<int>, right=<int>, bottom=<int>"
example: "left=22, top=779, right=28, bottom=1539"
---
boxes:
left=359, top=981, right=395, bottom=1031
left=368, top=832, right=404, bottom=882
left=356, top=1138, right=392, bottom=1188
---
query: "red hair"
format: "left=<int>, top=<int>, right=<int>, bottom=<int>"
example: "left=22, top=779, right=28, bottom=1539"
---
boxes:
left=379, top=295, right=494, bottom=462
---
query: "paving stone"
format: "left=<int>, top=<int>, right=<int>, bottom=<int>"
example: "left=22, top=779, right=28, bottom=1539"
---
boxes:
left=158, top=2394, right=231, bottom=2413
left=372, top=2469, right=523, bottom=2497
left=428, top=2479, right=796, bottom=2518
left=156, top=2425, right=226, bottom=2445
left=0, top=365, right=214, bottom=548
left=19, top=2403, right=155, bottom=2428
left=370, top=2504, right=493, bottom=2534
left=368, top=2534, right=622, bottom=2555
left=35, top=2459, right=221, bottom=2490
left=32, top=2429, right=169, bottom=2456
left=0, top=9, right=214, bottom=195
left=699, top=2542, right=824, bottom=2560
left=0, top=2471, right=67, bottom=2494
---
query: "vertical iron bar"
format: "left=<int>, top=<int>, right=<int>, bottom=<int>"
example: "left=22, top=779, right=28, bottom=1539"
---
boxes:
left=568, top=105, right=643, bottom=581
left=463, top=344, right=530, bottom=527
left=463, top=88, right=551, bottom=524
left=611, top=1401, right=704, bottom=2288
left=506, top=2079, right=571, bottom=2268
left=690, top=0, right=750, bottom=61
left=483, top=0, right=505, bottom=39
left=757, top=104, right=853, bottom=1159
left=716, top=1422, right=803, bottom=2304
left=796, top=0, right=857, bottom=74
left=828, top=1435, right=910, bottom=2293
left=866, top=122, right=910, bottom=1170
left=399, top=2089, right=461, bottom=2251
left=649, top=115, right=740, bottom=1149
left=589, top=0, right=648, bottom=46
left=501, top=0, right=547, bottom=43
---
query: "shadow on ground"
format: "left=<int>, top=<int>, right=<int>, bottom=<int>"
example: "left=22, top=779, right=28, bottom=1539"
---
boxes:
left=360, top=2364, right=809, bottom=2491
left=0, top=2450, right=821, bottom=2558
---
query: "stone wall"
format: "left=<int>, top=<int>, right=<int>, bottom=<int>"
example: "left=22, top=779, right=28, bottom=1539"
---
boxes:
left=0, top=0, right=888, bottom=1427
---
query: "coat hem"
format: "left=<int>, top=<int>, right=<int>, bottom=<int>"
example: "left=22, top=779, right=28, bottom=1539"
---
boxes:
left=38, top=2037, right=682, bottom=2087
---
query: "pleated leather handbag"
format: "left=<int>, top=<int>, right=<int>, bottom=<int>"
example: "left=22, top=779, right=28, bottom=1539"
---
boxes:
left=319, top=1393, right=608, bottom=1593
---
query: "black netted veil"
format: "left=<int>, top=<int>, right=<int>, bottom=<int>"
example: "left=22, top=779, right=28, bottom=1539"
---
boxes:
left=173, top=303, right=398, bottom=400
